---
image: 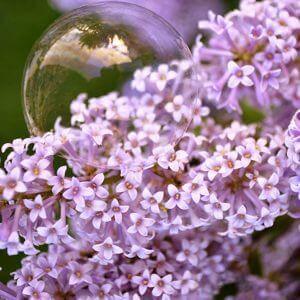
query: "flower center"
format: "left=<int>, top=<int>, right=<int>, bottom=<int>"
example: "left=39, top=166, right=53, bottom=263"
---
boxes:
left=125, top=182, right=133, bottom=190
left=158, top=280, right=165, bottom=287
left=113, top=206, right=120, bottom=212
left=236, top=70, right=243, bottom=78
left=104, top=243, right=112, bottom=249
left=33, top=167, right=40, bottom=176
left=75, top=271, right=82, bottom=278
left=227, top=160, right=234, bottom=168
left=7, top=180, right=17, bottom=189
left=174, top=193, right=181, bottom=200
left=169, top=153, right=176, bottom=162
left=96, top=211, right=104, bottom=217
left=72, top=187, right=79, bottom=195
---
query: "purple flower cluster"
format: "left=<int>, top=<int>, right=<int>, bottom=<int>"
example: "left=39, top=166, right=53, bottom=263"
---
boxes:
left=0, top=0, right=299, bottom=299
left=6, top=230, right=247, bottom=299
left=195, top=0, right=300, bottom=112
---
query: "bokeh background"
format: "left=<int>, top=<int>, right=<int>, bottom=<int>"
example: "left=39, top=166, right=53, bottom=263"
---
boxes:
left=0, top=0, right=238, bottom=285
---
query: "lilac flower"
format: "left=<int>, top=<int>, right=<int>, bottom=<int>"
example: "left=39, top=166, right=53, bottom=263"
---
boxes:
left=182, top=173, right=209, bottom=203
left=48, top=166, right=68, bottom=195
left=167, top=215, right=186, bottom=235
left=116, top=174, right=139, bottom=201
left=165, top=184, right=189, bottom=210
left=0, top=232, right=21, bottom=256
left=86, top=173, right=108, bottom=198
left=93, top=237, right=123, bottom=260
left=2, top=138, right=27, bottom=155
left=290, top=176, right=300, bottom=199
left=78, top=199, right=107, bottom=220
left=88, top=283, right=113, bottom=299
left=14, top=265, right=39, bottom=286
left=132, top=269, right=151, bottom=295
left=21, top=158, right=51, bottom=183
left=127, top=213, right=155, bottom=237
left=201, top=156, right=223, bottom=181
left=227, top=61, right=255, bottom=89
left=36, top=255, right=58, bottom=278
left=0, top=167, right=27, bottom=200
left=258, top=173, right=280, bottom=201
left=261, top=69, right=281, bottom=91
left=173, top=271, right=198, bottom=295
left=226, top=205, right=257, bottom=228
left=150, top=64, right=177, bottom=91
left=176, top=240, right=199, bottom=266
left=255, top=46, right=281, bottom=70
left=198, top=10, right=232, bottom=35
left=24, top=195, right=47, bottom=222
left=108, top=199, right=129, bottom=224
left=154, top=145, right=188, bottom=172
left=204, top=193, right=230, bottom=220
left=149, top=274, right=175, bottom=298
left=131, top=67, right=151, bottom=92
left=141, top=188, right=163, bottom=213
left=277, top=36, right=297, bottom=63
left=68, top=261, right=93, bottom=285
left=84, top=201, right=111, bottom=229
left=125, top=245, right=153, bottom=259
left=63, top=177, right=94, bottom=209
left=250, top=25, right=264, bottom=40
left=219, top=151, right=240, bottom=177
left=124, top=132, right=146, bottom=155
left=165, top=95, right=188, bottom=122
left=81, top=123, right=112, bottom=146
left=236, top=143, right=261, bottom=167
left=22, top=281, right=50, bottom=300
left=37, top=220, right=68, bottom=244
left=256, top=207, right=276, bottom=229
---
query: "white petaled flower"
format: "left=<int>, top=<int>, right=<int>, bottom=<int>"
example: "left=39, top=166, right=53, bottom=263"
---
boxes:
left=108, top=199, right=129, bottom=224
left=149, top=274, right=175, bottom=297
left=182, top=173, right=209, bottom=204
left=226, top=205, right=257, bottom=228
left=150, top=64, right=177, bottom=91
left=0, top=167, right=27, bottom=200
left=154, top=145, right=188, bottom=172
left=81, top=123, right=112, bottom=146
left=165, top=95, right=189, bottom=122
left=132, top=269, right=151, bottom=295
left=93, top=237, right=123, bottom=260
left=24, top=195, right=47, bottom=222
left=165, top=185, right=189, bottom=210
left=131, top=66, right=151, bottom=92
left=141, top=188, right=164, bottom=214
left=258, top=173, right=280, bottom=201
left=201, top=156, right=224, bottom=181
left=127, top=213, right=155, bottom=237
left=204, top=193, right=230, bottom=220
left=176, top=239, right=200, bottom=266
left=227, top=61, right=255, bottom=88
left=173, top=271, right=198, bottom=295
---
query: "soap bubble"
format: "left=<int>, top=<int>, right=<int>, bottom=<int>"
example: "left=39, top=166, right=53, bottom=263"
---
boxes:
left=23, top=2, right=198, bottom=146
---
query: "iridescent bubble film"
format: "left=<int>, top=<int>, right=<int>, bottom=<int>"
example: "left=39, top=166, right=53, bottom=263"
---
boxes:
left=23, top=2, right=197, bottom=145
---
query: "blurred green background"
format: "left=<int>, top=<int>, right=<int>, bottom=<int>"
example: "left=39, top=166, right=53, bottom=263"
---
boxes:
left=0, top=0, right=238, bottom=284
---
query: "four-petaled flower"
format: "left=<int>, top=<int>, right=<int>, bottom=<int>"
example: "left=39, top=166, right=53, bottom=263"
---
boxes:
left=227, top=61, right=255, bottom=88
left=93, top=237, right=123, bottom=260
left=24, top=195, right=47, bottom=222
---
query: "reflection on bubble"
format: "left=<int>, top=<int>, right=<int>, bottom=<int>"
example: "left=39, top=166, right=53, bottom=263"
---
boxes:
left=23, top=2, right=197, bottom=145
